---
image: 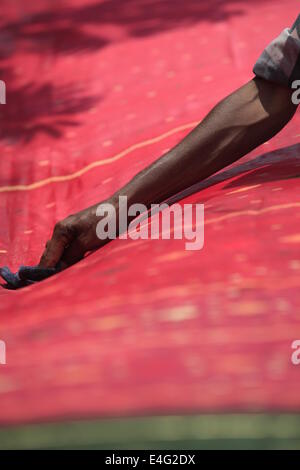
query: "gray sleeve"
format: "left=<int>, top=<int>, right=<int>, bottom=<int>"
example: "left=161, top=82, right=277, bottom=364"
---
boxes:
left=253, top=15, right=300, bottom=88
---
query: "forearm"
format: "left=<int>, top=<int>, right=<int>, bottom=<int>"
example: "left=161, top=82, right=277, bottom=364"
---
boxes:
left=112, top=77, right=297, bottom=210
left=38, top=17, right=300, bottom=270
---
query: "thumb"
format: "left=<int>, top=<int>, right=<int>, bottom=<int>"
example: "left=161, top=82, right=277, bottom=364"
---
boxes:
left=39, top=221, right=75, bottom=268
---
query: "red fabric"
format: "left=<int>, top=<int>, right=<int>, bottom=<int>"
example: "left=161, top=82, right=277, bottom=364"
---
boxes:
left=0, top=0, right=300, bottom=425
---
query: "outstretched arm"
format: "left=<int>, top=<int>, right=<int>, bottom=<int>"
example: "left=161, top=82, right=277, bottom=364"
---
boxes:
left=39, top=76, right=298, bottom=268
left=113, top=77, right=296, bottom=208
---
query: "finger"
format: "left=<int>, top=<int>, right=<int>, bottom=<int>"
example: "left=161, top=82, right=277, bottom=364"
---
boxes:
left=39, top=239, right=66, bottom=268
left=39, top=223, right=74, bottom=268
left=60, top=239, right=85, bottom=269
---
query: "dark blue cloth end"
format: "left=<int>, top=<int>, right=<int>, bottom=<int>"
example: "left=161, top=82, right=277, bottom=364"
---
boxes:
left=0, top=265, right=61, bottom=290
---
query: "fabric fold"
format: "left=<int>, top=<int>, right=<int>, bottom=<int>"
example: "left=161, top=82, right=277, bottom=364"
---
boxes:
left=253, top=14, right=300, bottom=87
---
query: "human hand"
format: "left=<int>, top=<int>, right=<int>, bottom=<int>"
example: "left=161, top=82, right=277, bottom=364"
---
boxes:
left=39, top=198, right=118, bottom=269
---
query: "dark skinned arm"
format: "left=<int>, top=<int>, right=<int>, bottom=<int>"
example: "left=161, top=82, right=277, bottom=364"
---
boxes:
left=39, top=77, right=298, bottom=268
